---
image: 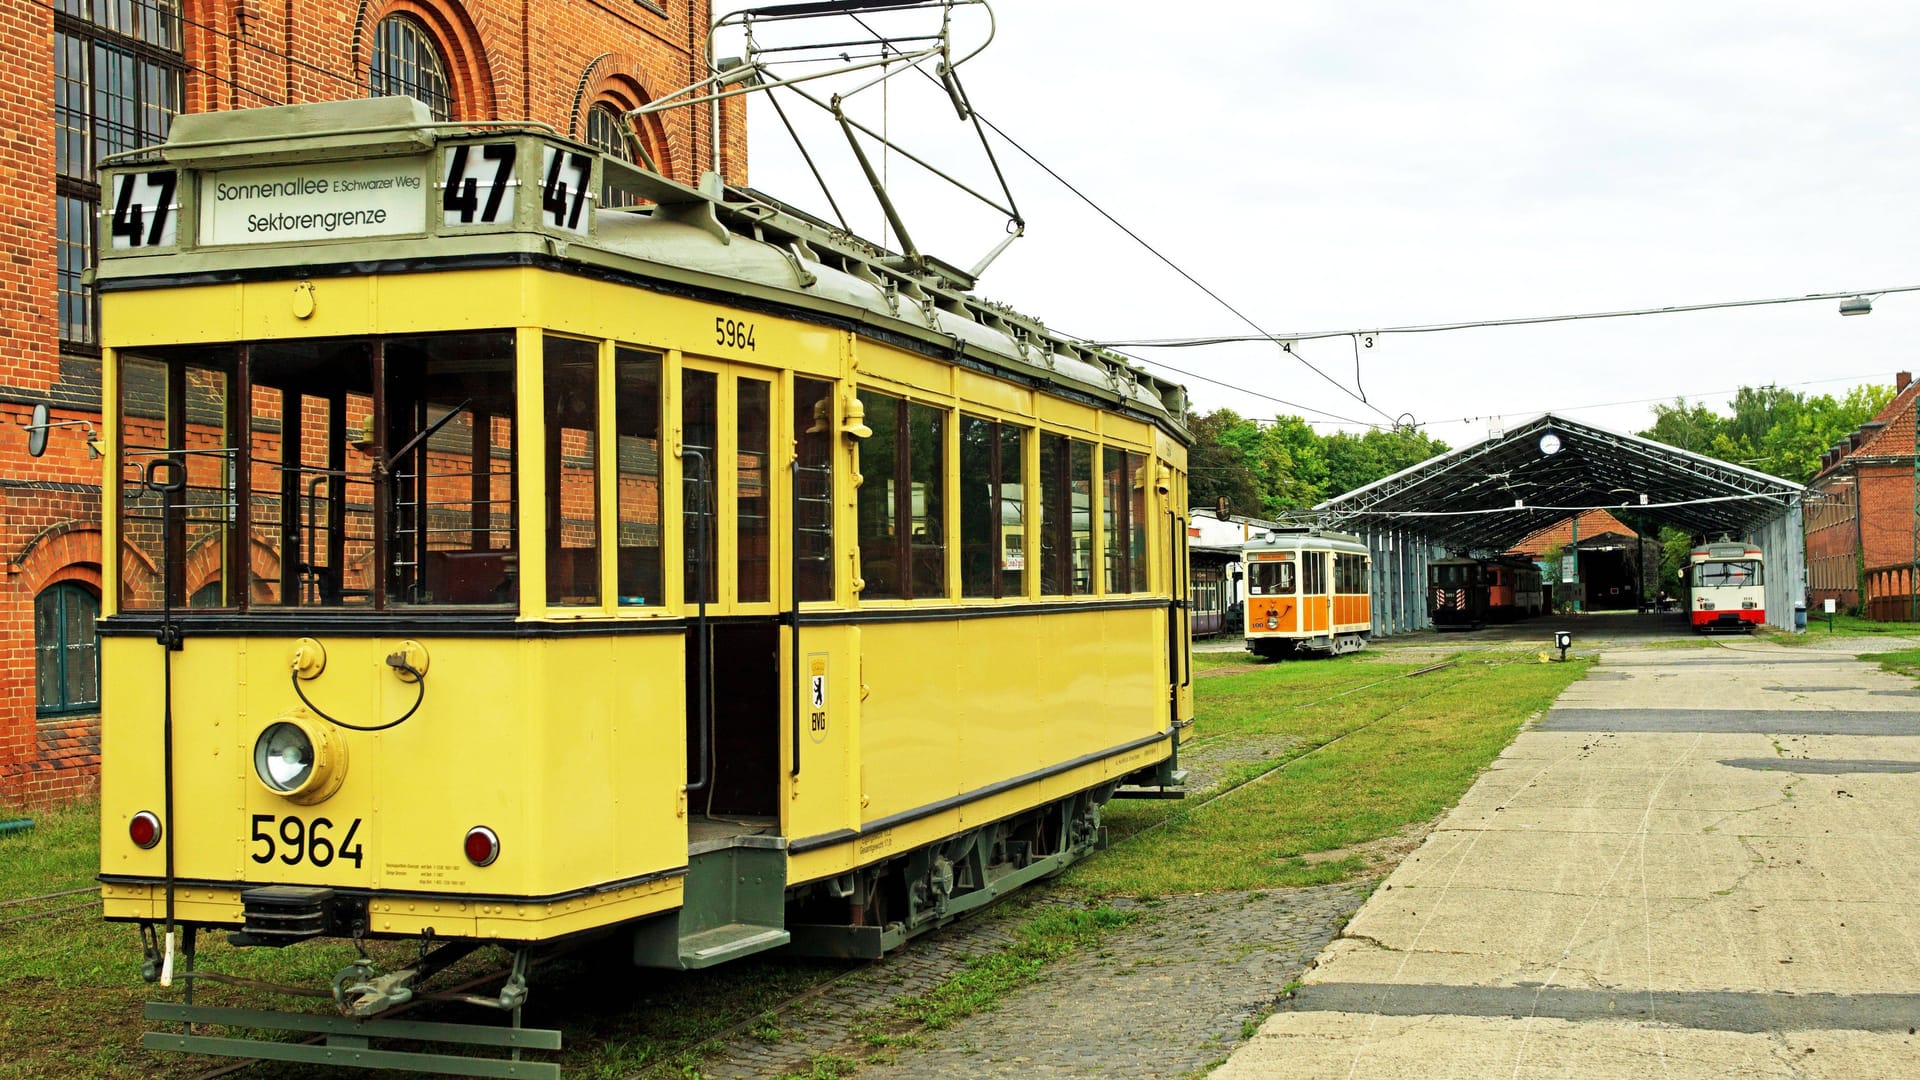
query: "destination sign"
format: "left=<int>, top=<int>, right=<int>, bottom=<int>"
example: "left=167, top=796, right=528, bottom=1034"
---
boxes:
left=200, top=159, right=427, bottom=246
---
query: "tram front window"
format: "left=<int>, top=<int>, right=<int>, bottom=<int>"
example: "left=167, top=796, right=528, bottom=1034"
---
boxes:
left=117, top=332, right=519, bottom=612
left=1247, top=561, right=1294, bottom=596
left=1693, top=560, right=1761, bottom=588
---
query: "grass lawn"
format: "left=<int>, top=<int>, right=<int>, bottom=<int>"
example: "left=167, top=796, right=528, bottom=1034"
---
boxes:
left=1764, top=613, right=1920, bottom=645
left=1068, top=649, right=1590, bottom=896
left=1, top=646, right=1593, bottom=1078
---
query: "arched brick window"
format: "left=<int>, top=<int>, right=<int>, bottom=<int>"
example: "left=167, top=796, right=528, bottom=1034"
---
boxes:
left=369, top=14, right=453, bottom=120
left=587, top=103, right=640, bottom=208
left=35, top=583, right=100, bottom=716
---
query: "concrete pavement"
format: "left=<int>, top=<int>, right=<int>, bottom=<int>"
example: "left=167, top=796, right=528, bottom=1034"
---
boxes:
left=1217, top=638, right=1920, bottom=1078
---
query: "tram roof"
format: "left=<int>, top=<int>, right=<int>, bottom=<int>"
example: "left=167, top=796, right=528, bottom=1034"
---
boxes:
left=97, top=99, right=1190, bottom=439
left=1314, top=413, right=1805, bottom=552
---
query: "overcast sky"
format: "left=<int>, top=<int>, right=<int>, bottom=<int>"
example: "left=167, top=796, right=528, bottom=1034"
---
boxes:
left=720, top=1, right=1920, bottom=444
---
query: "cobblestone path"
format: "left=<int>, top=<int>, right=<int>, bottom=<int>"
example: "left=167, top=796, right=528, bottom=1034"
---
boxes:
left=692, top=882, right=1371, bottom=1079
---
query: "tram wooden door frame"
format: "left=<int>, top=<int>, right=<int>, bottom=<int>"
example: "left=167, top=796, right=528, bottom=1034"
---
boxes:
left=680, top=357, right=784, bottom=823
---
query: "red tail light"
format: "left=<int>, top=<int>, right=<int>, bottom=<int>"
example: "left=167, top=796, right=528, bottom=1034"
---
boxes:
left=464, top=826, right=500, bottom=867
left=129, top=811, right=162, bottom=849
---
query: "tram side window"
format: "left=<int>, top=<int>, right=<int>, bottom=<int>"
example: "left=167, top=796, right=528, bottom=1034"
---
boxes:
left=960, top=416, right=1026, bottom=599
left=1038, top=434, right=1066, bottom=595
left=854, top=391, right=948, bottom=601
left=793, top=378, right=836, bottom=602
left=1335, top=553, right=1365, bottom=594
left=385, top=332, right=518, bottom=607
left=616, top=348, right=663, bottom=606
left=1302, top=553, right=1327, bottom=595
left=544, top=337, right=600, bottom=606
left=1128, top=452, right=1148, bottom=593
left=737, top=377, right=773, bottom=604
left=247, top=341, right=376, bottom=607
left=908, top=403, right=947, bottom=599
left=1102, top=446, right=1134, bottom=594
left=118, top=350, right=238, bottom=611
left=856, top=390, right=903, bottom=599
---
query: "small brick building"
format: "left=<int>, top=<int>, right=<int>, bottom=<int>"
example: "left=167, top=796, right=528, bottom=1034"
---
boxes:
left=1805, top=372, right=1920, bottom=619
left=1, top=0, right=740, bottom=806
left=1507, top=509, right=1660, bottom=611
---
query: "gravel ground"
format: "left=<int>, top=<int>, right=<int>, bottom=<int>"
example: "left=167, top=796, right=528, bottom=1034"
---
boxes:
left=689, top=883, right=1372, bottom=1079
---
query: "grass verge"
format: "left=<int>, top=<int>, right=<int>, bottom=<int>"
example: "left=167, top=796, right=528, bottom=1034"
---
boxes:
left=1067, top=650, right=1590, bottom=896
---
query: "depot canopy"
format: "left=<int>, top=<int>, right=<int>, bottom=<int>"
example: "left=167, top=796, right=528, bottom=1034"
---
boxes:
left=1315, top=413, right=1805, bottom=551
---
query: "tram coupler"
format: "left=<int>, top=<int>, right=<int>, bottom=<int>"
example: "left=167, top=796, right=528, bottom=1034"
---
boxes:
left=138, top=921, right=162, bottom=983
left=333, top=939, right=488, bottom=1017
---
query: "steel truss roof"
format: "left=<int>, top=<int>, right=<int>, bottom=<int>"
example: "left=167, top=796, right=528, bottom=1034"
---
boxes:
left=1315, top=413, right=1805, bottom=552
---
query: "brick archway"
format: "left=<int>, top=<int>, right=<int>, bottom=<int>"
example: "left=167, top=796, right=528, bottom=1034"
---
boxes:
left=16, top=524, right=104, bottom=600
left=355, top=0, right=499, bottom=121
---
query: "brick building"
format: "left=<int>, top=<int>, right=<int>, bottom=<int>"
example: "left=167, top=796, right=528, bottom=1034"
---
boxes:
left=1805, top=372, right=1920, bottom=619
left=1506, top=509, right=1660, bottom=611
left=1, top=0, right=741, bottom=806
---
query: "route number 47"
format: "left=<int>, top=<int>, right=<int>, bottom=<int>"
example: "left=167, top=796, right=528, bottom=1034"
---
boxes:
left=109, top=170, right=178, bottom=250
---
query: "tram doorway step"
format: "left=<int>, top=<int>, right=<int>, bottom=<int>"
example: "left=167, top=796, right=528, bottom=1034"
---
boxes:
left=686, top=618, right=780, bottom=819
left=632, top=843, right=790, bottom=970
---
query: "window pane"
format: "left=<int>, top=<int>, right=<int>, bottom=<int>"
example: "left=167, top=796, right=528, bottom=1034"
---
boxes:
left=1070, top=440, right=1093, bottom=595
left=57, top=196, right=95, bottom=344
left=545, top=337, right=599, bottom=606
left=959, top=416, right=994, bottom=598
left=182, top=364, right=234, bottom=608
left=682, top=370, right=719, bottom=604
left=55, top=33, right=89, bottom=178
left=1000, top=424, right=1025, bottom=597
left=386, top=333, right=517, bottom=606
left=736, top=377, right=771, bottom=604
left=616, top=348, right=663, bottom=606
left=35, top=589, right=61, bottom=709
left=1128, top=453, right=1148, bottom=593
left=587, top=103, right=638, bottom=209
left=793, top=378, right=835, bottom=602
left=370, top=15, right=452, bottom=121
left=908, top=403, right=946, bottom=599
left=1102, top=447, right=1128, bottom=594
left=1039, top=433, right=1065, bottom=596
left=246, top=340, right=377, bottom=607
left=64, top=588, right=100, bottom=707
left=856, top=390, right=900, bottom=599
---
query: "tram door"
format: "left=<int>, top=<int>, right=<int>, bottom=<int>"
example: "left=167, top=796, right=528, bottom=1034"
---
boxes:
left=681, top=362, right=782, bottom=822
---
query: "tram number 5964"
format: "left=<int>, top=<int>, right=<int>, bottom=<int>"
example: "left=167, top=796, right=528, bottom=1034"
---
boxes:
left=715, top=317, right=756, bottom=351
left=249, top=814, right=364, bottom=868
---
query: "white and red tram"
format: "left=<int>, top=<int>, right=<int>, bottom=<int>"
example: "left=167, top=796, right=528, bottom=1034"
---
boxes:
left=1688, top=541, right=1764, bottom=632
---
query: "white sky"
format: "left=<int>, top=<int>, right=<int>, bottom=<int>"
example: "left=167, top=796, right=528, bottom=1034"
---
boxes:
left=721, top=1, right=1920, bottom=443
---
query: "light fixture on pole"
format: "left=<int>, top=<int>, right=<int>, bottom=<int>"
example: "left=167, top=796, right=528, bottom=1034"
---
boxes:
left=1839, top=295, right=1874, bottom=316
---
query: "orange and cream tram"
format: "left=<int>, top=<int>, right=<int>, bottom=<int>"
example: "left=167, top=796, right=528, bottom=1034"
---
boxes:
left=90, top=98, right=1194, bottom=1074
left=1242, top=528, right=1371, bottom=658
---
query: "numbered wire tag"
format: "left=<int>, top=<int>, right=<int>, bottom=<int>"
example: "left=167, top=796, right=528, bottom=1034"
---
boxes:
left=539, top=145, right=594, bottom=236
left=109, top=170, right=179, bottom=250
left=441, top=143, right=519, bottom=228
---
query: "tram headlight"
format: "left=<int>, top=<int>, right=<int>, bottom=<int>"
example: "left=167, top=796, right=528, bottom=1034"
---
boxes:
left=251, top=714, right=345, bottom=803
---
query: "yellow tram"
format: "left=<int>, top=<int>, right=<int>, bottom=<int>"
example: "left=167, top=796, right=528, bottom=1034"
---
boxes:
left=92, top=98, right=1192, bottom=1073
left=1242, top=527, right=1372, bottom=657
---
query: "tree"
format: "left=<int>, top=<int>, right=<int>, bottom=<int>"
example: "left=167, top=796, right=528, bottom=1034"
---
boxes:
left=1639, top=381, right=1895, bottom=484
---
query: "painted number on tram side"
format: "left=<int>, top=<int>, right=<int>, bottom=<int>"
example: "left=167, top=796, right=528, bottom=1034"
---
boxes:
left=109, top=170, right=179, bottom=249
left=540, top=146, right=593, bottom=234
left=441, top=143, right=518, bottom=226
left=249, top=814, right=364, bottom=868
left=715, top=317, right=756, bottom=351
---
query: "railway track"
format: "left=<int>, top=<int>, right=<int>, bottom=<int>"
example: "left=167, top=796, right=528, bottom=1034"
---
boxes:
left=0, top=885, right=99, bottom=928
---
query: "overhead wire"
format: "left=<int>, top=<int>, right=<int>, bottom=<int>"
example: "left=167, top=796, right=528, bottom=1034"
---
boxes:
left=831, top=7, right=1401, bottom=426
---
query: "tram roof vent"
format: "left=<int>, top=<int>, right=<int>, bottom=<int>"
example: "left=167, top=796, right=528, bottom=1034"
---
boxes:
left=154, top=98, right=441, bottom=169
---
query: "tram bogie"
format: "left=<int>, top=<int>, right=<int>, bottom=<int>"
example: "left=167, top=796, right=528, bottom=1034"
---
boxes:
left=92, top=98, right=1194, bottom=1072
left=1242, top=527, right=1371, bottom=658
left=1688, top=541, right=1764, bottom=632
